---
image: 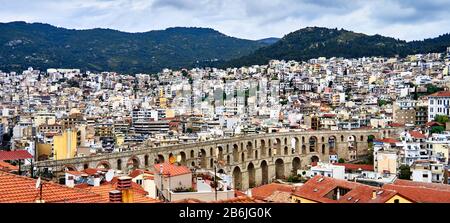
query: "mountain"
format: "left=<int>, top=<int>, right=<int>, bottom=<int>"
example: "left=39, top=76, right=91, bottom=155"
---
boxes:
left=0, top=22, right=267, bottom=74
left=256, top=37, right=280, bottom=45
left=223, top=27, right=450, bottom=68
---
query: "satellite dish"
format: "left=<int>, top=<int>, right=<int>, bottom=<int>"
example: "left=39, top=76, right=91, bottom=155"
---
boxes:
left=105, top=169, right=114, bottom=182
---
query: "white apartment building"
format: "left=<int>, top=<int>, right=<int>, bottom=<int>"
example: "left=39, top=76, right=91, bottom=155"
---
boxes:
left=428, top=91, right=450, bottom=121
left=308, top=162, right=345, bottom=180
left=410, top=161, right=445, bottom=183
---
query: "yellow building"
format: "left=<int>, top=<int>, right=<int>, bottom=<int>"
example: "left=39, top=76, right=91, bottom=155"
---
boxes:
left=53, top=129, right=77, bottom=160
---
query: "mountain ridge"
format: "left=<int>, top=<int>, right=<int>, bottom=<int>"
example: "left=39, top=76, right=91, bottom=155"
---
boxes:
left=221, top=26, right=450, bottom=68
left=0, top=21, right=266, bottom=74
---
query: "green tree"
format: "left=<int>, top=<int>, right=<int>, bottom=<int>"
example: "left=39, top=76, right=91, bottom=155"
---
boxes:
left=434, top=115, right=449, bottom=124
left=398, top=165, right=412, bottom=180
left=338, top=158, right=345, bottom=163
left=430, top=126, right=445, bottom=134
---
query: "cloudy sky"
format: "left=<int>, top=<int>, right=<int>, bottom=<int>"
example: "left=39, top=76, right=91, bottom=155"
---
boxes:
left=0, top=0, right=449, bottom=41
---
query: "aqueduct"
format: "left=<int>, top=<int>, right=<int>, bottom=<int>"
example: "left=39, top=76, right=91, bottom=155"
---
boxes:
left=32, top=128, right=396, bottom=190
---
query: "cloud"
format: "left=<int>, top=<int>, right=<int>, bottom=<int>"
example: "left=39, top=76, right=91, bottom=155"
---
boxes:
left=0, top=0, right=448, bottom=41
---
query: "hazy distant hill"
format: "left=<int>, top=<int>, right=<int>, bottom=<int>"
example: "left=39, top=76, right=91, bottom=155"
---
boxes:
left=0, top=22, right=266, bottom=74
left=222, top=27, right=450, bottom=68
left=256, top=37, right=280, bottom=45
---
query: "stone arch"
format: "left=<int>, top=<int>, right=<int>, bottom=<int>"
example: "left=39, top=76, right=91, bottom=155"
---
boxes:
left=200, top=149, right=207, bottom=168
left=227, top=155, right=231, bottom=164
left=302, top=136, right=305, bottom=143
left=218, top=146, right=224, bottom=161
left=367, top=135, right=375, bottom=149
left=301, top=145, right=306, bottom=154
left=241, top=152, right=245, bottom=162
left=233, top=144, right=239, bottom=162
left=210, top=147, right=213, bottom=157
left=255, top=150, right=258, bottom=159
left=311, top=155, right=320, bottom=163
left=292, top=157, right=301, bottom=174
left=260, top=139, right=266, bottom=158
left=321, top=136, right=325, bottom=143
left=180, top=152, right=187, bottom=165
left=117, top=159, right=122, bottom=170
left=341, top=135, right=344, bottom=142
left=260, top=160, right=269, bottom=185
left=248, top=162, right=256, bottom=188
left=275, top=159, right=285, bottom=179
left=309, top=136, right=318, bottom=152
left=284, top=138, right=288, bottom=145
left=275, top=138, right=282, bottom=155
left=157, top=154, right=165, bottom=163
left=328, top=136, right=337, bottom=153
left=83, top=163, right=89, bottom=170
left=292, top=137, right=300, bottom=154
left=360, top=135, right=364, bottom=141
left=144, top=154, right=149, bottom=167
left=268, top=148, right=272, bottom=157
left=127, top=156, right=140, bottom=170
left=322, top=144, right=326, bottom=154
left=246, top=141, right=253, bottom=159
left=96, top=161, right=111, bottom=169
left=168, top=153, right=175, bottom=164
left=63, top=164, right=77, bottom=171
left=284, top=146, right=289, bottom=155
left=232, top=166, right=242, bottom=190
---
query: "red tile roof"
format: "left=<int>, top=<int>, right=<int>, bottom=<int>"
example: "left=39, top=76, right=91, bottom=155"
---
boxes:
left=383, top=183, right=450, bottom=203
left=393, top=179, right=450, bottom=192
left=0, top=161, right=19, bottom=171
left=129, top=169, right=153, bottom=178
left=425, top=121, right=444, bottom=127
left=251, top=183, right=296, bottom=200
left=333, top=163, right=374, bottom=172
left=388, top=123, right=405, bottom=127
left=292, top=176, right=398, bottom=203
left=429, top=91, right=450, bottom=97
left=375, top=138, right=400, bottom=144
left=0, top=171, right=103, bottom=203
left=153, top=163, right=191, bottom=177
left=409, top=131, right=426, bottom=139
left=84, top=182, right=159, bottom=203
left=0, top=150, right=33, bottom=161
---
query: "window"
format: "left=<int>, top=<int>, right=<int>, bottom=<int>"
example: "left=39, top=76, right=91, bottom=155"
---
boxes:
left=423, top=174, right=428, bottom=178
left=394, top=199, right=400, bottom=203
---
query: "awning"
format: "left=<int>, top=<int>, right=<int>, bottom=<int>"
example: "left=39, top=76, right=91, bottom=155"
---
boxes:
left=0, top=150, right=33, bottom=161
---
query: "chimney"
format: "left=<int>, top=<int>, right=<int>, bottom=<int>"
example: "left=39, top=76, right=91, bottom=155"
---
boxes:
left=372, top=190, right=377, bottom=199
left=117, top=176, right=134, bottom=203
left=93, top=174, right=101, bottom=187
left=117, top=176, right=132, bottom=190
left=109, top=190, right=122, bottom=203
left=66, top=176, right=75, bottom=188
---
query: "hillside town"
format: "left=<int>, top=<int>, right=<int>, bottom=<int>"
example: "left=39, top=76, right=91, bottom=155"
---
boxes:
left=1, top=48, right=450, bottom=203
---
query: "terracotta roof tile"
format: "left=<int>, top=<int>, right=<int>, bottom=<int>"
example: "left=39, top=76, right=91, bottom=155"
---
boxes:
left=333, top=163, right=374, bottom=172
left=153, top=163, right=191, bottom=177
left=0, top=171, right=103, bottom=203
left=383, top=184, right=450, bottom=203
left=0, top=150, right=33, bottom=161
left=251, top=183, right=296, bottom=200
left=409, top=131, right=426, bottom=139
left=429, top=91, right=450, bottom=97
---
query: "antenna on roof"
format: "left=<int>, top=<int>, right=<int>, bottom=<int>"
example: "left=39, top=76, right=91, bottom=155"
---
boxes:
left=105, top=169, right=114, bottom=182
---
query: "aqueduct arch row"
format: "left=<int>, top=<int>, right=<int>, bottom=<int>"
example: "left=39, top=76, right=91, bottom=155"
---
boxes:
left=36, top=129, right=392, bottom=189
